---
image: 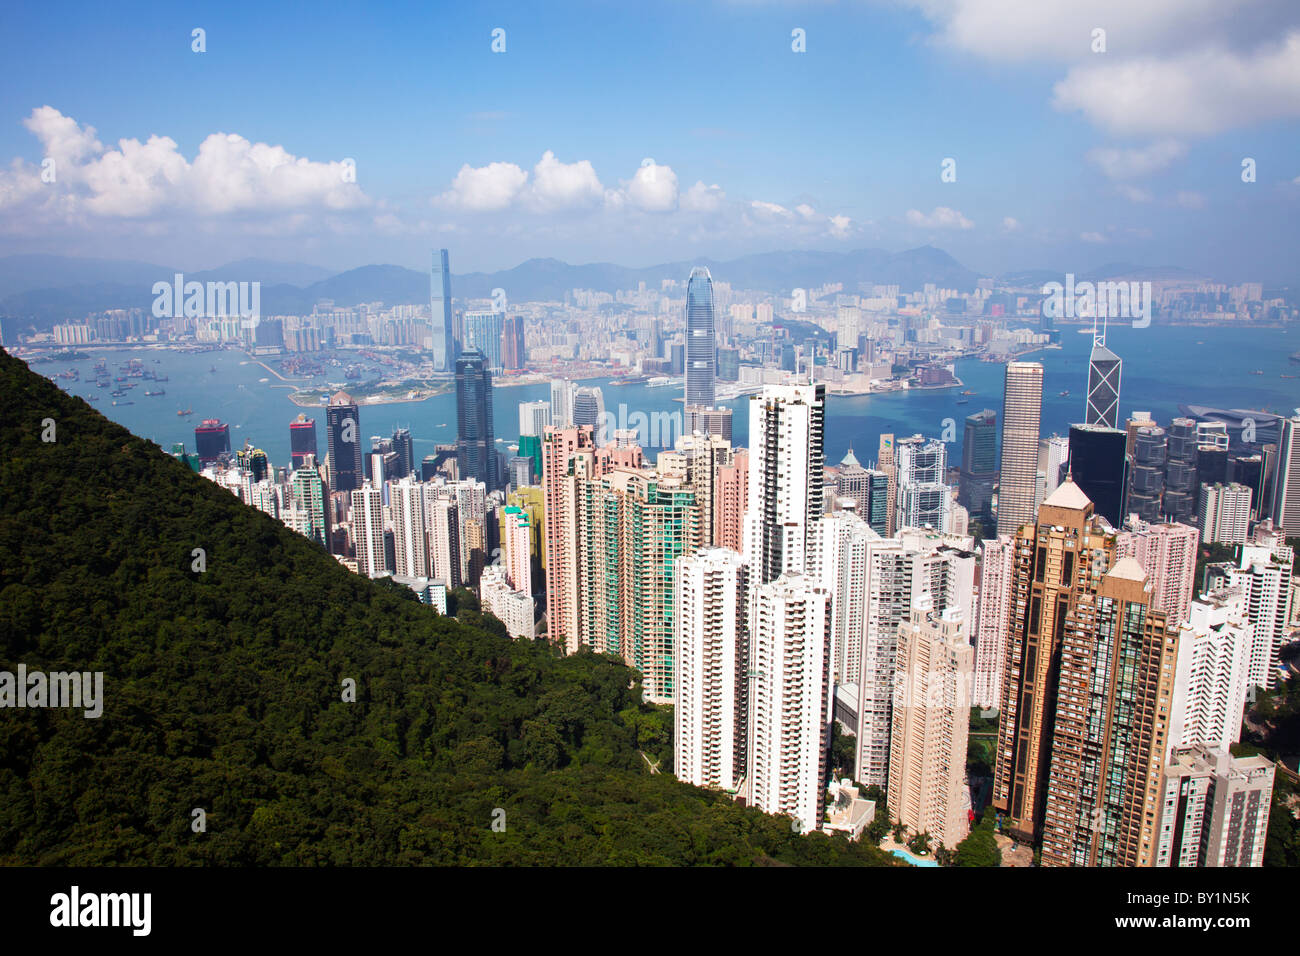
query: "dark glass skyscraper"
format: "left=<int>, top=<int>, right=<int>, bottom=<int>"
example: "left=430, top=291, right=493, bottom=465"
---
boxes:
left=195, top=419, right=231, bottom=464
left=391, top=427, right=414, bottom=479
left=455, top=351, right=497, bottom=490
left=1127, top=425, right=1167, bottom=522
left=1068, top=423, right=1127, bottom=526
left=1164, top=417, right=1199, bottom=522
left=326, top=390, right=362, bottom=493
left=959, top=408, right=997, bottom=523
left=430, top=248, right=455, bottom=373
left=289, top=414, right=317, bottom=470
left=685, top=266, right=715, bottom=407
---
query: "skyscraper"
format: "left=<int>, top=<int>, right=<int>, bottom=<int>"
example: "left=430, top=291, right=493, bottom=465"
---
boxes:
left=959, top=409, right=997, bottom=525
left=518, top=399, right=551, bottom=437
left=390, top=476, right=428, bottom=578
left=888, top=605, right=973, bottom=849
left=834, top=448, right=890, bottom=536
left=1272, top=415, right=1300, bottom=536
left=195, top=419, right=231, bottom=464
left=326, top=391, right=362, bottom=494
left=748, top=572, right=831, bottom=835
left=810, top=510, right=874, bottom=687
left=572, top=386, right=604, bottom=431
left=895, top=435, right=952, bottom=532
left=429, top=248, right=455, bottom=373
left=1169, top=592, right=1253, bottom=754
left=1115, top=518, right=1198, bottom=625
left=391, top=427, right=414, bottom=480
left=1040, top=558, right=1177, bottom=867
left=1155, top=745, right=1274, bottom=868
left=455, top=351, right=496, bottom=490
left=1198, top=482, right=1252, bottom=544
left=743, top=383, right=825, bottom=584
left=462, top=310, right=505, bottom=374
left=1068, top=423, right=1127, bottom=526
left=1127, top=425, right=1167, bottom=522
left=685, top=266, right=716, bottom=407
left=878, top=433, right=898, bottom=536
left=351, top=481, right=387, bottom=578
left=674, top=548, right=749, bottom=792
left=1086, top=330, right=1122, bottom=428
left=502, top=314, right=525, bottom=370
left=972, top=535, right=1015, bottom=711
left=996, top=362, right=1043, bottom=536
left=289, top=414, right=317, bottom=470
left=1164, top=417, right=1200, bottom=523
left=993, top=480, right=1116, bottom=843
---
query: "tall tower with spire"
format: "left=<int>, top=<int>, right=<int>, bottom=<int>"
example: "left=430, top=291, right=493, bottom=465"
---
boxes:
left=1086, top=316, right=1122, bottom=429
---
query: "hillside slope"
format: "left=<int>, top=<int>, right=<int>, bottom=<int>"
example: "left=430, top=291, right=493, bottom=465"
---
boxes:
left=0, top=349, right=892, bottom=866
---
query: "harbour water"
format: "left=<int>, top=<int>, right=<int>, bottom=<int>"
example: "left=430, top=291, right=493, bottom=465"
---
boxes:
left=37, top=324, right=1300, bottom=471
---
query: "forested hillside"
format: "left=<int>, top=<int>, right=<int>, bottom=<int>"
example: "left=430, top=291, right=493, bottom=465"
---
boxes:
left=0, top=348, right=892, bottom=866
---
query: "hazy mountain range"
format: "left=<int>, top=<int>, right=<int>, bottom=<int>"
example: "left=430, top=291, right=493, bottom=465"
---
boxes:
left=0, top=247, right=1218, bottom=330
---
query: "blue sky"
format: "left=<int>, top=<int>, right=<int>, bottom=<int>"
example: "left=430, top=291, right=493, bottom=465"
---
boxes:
left=1, top=0, right=1298, bottom=281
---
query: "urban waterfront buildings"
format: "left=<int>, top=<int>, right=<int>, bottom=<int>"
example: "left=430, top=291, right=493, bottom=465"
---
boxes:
left=685, top=266, right=716, bottom=407
left=1068, top=423, right=1127, bottom=526
left=1198, top=482, right=1253, bottom=544
left=326, top=391, right=362, bottom=494
left=996, top=361, right=1043, bottom=536
left=1086, top=332, right=1122, bottom=429
left=455, top=351, right=497, bottom=491
left=429, top=247, right=455, bottom=373
left=289, top=415, right=317, bottom=470
left=958, top=409, right=997, bottom=525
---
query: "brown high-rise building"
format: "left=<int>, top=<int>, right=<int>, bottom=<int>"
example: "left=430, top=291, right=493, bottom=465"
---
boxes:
left=878, top=433, right=897, bottom=536
left=1040, top=558, right=1177, bottom=867
left=992, top=480, right=1117, bottom=842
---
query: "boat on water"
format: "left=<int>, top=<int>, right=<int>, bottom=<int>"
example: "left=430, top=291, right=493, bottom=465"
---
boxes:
left=1059, top=390, right=1070, bottom=397
left=145, top=389, right=165, bottom=396
left=955, top=399, right=969, bottom=405
left=177, top=408, right=193, bottom=416
left=112, top=400, right=134, bottom=406
left=111, top=390, right=125, bottom=397
left=961, top=389, right=974, bottom=395
left=1290, top=351, right=1300, bottom=363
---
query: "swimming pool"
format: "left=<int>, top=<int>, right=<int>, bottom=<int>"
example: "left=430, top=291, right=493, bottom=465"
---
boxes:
left=890, top=847, right=940, bottom=867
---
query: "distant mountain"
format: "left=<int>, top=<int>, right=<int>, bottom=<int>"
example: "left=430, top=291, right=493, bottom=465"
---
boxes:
left=5, top=246, right=1223, bottom=329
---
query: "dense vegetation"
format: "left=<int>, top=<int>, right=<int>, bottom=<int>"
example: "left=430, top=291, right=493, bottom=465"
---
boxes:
left=0, top=349, right=893, bottom=866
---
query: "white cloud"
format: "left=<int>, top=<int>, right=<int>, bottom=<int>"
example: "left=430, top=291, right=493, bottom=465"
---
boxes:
left=1174, top=190, right=1207, bottom=209
left=1054, top=32, right=1300, bottom=136
left=902, top=0, right=1277, bottom=63
left=1001, top=216, right=1020, bottom=231
left=1087, top=140, right=1186, bottom=179
left=1, top=107, right=368, bottom=222
left=828, top=214, right=853, bottom=239
left=905, top=205, right=973, bottom=229
left=1080, top=231, right=1107, bottom=243
left=439, top=160, right=527, bottom=211
left=681, top=180, right=725, bottom=213
left=624, top=158, right=678, bottom=212
left=751, top=200, right=793, bottom=219
left=794, top=203, right=817, bottom=220
left=525, top=151, right=603, bottom=212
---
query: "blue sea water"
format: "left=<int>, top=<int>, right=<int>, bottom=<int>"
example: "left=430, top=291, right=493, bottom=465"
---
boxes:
left=39, top=324, right=1300, bottom=471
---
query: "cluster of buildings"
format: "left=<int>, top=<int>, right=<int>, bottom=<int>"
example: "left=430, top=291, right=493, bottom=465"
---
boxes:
left=166, top=252, right=1299, bottom=865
